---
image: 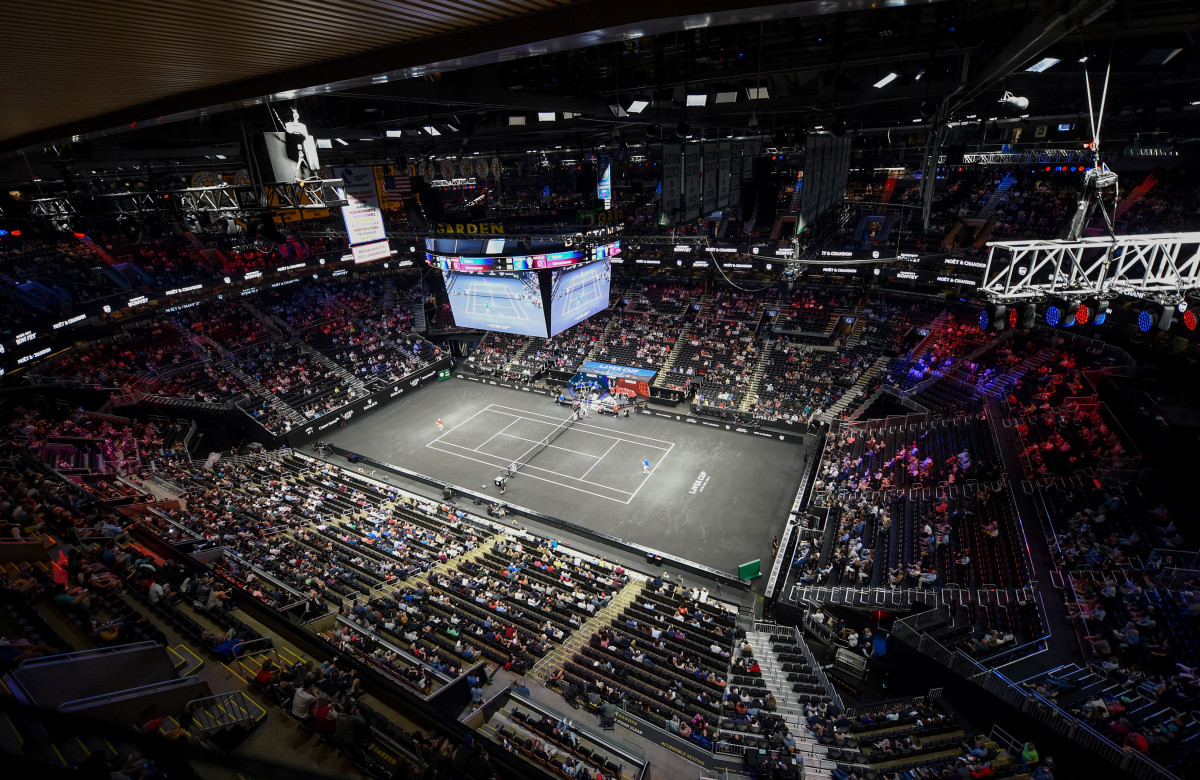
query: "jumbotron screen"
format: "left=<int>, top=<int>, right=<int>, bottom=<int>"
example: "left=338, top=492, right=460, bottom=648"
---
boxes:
left=549, top=258, right=611, bottom=336
left=441, top=269, right=548, bottom=337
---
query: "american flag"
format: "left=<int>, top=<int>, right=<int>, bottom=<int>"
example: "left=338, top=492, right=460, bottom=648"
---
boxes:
left=381, top=172, right=411, bottom=199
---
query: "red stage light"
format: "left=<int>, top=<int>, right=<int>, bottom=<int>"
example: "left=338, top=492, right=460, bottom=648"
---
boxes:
left=1008, top=308, right=1018, bottom=328
left=1184, top=309, right=1197, bottom=331
left=1075, top=302, right=1090, bottom=325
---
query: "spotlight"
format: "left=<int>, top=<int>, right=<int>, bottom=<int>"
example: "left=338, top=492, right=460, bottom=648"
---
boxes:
left=999, top=91, right=1030, bottom=111
left=979, top=303, right=1007, bottom=331
left=1077, top=297, right=1108, bottom=326
left=1136, top=304, right=1173, bottom=332
left=1045, top=304, right=1063, bottom=327
left=1183, top=309, right=1197, bottom=331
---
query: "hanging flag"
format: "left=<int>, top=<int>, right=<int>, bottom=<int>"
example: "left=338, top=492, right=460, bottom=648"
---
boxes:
left=382, top=172, right=411, bottom=198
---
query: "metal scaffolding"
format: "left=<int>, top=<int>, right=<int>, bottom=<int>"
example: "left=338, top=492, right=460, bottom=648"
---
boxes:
left=981, top=232, right=1200, bottom=303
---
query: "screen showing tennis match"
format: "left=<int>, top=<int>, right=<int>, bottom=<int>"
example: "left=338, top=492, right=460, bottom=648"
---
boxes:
left=441, top=269, right=548, bottom=337
left=549, top=257, right=612, bottom=336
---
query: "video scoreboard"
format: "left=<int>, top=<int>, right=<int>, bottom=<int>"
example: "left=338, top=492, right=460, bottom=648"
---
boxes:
left=429, top=238, right=619, bottom=338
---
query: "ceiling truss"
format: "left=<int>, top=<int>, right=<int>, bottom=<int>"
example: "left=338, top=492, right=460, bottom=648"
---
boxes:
left=980, top=232, right=1200, bottom=304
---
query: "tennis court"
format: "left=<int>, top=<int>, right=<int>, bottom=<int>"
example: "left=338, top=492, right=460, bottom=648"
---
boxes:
left=463, top=279, right=535, bottom=324
left=427, top=402, right=673, bottom=503
left=316, top=379, right=811, bottom=573
left=556, top=263, right=609, bottom=318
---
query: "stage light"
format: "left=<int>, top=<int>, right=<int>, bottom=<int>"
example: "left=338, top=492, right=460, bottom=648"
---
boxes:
left=999, top=91, right=1030, bottom=111
left=423, top=125, right=441, bottom=136
left=1077, top=297, right=1108, bottom=326
left=336, top=138, right=348, bottom=146
left=746, top=87, right=769, bottom=100
left=1026, top=57, right=1061, bottom=73
left=1137, top=310, right=1154, bottom=332
left=1045, top=305, right=1062, bottom=326
left=385, top=129, right=404, bottom=138
left=538, top=112, right=556, bottom=122
left=715, top=91, right=739, bottom=104
left=1183, top=309, right=1197, bottom=331
left=1008, top=307, right=1019, bottom=329
left=980, top=304, right=1007, bottom=331
left=874, top=73, right=899, bottom=89
left=686, top=94, right=708, bottom=106
left=627, top=99, right=650, bottom=114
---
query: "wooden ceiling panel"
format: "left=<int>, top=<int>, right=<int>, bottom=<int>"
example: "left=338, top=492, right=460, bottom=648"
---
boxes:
left=0, top=0, right=572, bottom=145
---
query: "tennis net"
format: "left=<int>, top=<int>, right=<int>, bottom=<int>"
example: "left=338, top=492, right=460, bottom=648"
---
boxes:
left=510, top=413, right=578, bottom=475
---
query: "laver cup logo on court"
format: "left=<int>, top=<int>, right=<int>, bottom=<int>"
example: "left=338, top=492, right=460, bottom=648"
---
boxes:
left=688, top=471, right=710, bottom=495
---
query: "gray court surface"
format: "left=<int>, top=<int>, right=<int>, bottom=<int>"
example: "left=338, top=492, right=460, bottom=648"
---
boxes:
left=317, top=378, right=809, bottom=574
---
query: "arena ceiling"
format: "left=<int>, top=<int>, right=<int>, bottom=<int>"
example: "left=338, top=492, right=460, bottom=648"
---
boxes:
left=0, top=0, right=915, bottom=153
left=4, top=0, right=1200, bottom=182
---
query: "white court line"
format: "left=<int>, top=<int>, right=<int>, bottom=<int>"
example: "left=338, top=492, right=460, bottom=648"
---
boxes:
left=433, top=440, right=632, bottom=494
left=429, top=407, right=492, bottom=446
left=626, top=440, right=676, bottom=504
left=427, top=441, right=632, bottom=503
left=579, top=440, right=619, bottom=480
left=504, top=409, right=578, bottom=466
left=491, top=431, right=602, bottom=458
left=485, top=404, right=675, bottom=448
left=475, top=418, right=522, bottom=452
left=486, top=407, right=673, bottom=452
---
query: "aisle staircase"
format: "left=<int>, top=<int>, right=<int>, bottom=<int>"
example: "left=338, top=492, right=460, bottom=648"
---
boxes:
left=654, top=322, right=692, bottom=384
left=975, top=344, right=1055, bottom=400
left=977, top=173, right=1016, bottom=220
left=530, top=581, right=643, bottom=683
left=735, top=624, right=840, bottom=775
left=739, top=338, right=776, bottom=413
left=186, top=691, right=267, bottom=740
left=583, top=316, right=620, bottom=364
left=972, top=220, right=997, bottom=249
left=880, top=176, right=899, bottom=204
left=820, top=354, right=891, bottom=422
left=1114, top=173, right=1158, bottom=221
left=218, top=358, right=306, bottom=427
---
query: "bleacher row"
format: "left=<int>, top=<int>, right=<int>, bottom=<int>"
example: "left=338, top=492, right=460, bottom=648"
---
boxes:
left=27, top=274, right=438, bottom=436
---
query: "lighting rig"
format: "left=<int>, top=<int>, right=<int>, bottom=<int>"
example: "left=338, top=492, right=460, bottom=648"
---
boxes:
left=977, top=231, right=1200, bottom=333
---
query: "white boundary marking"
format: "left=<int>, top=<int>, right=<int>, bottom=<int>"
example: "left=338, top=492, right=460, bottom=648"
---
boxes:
left=474, top=417, right=522, bottom=451
left=626, top=440, right=675, bottom=503
left=491, top=431, right=602, bottom=458
left=485, top=404, right=675, bottom=448
left=429, top=407, right=491, bottom=445
left=579, top=440, right=619, bottom=479
left=422, top=402, right=679, bottom=504
left=427, top=440, right=633, bottom=503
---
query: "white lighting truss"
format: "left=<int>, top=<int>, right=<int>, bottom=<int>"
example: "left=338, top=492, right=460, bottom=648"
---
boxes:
left=981, top=232, right=1200, bottom=304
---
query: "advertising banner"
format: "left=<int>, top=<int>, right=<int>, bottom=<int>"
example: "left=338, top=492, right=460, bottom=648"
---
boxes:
left=337, top=165, right=388, bottom=246
left=580, top=360, right=658, bottom=381
left=717, top=141, right=731, bottom=210
left=727, top=142, right=744, bottom=209
left=597, top=156, right=612, bottom=208
left=659, top=143, right=682, bottom=225
left=683, top=142, right=702, bottom=222
left=702, top=142, right=717, bottom=215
